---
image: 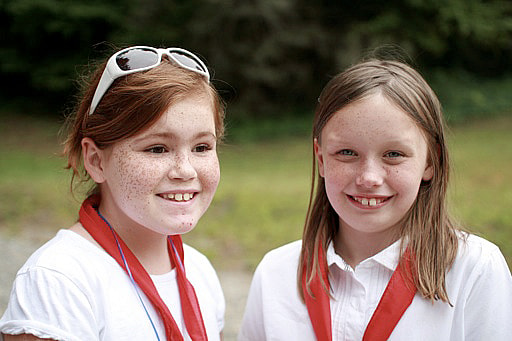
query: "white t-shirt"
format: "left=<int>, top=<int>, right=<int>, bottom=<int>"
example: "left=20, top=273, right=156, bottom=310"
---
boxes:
left=0, top=229, right=225, bottom=341
left=239, top=233, right=512, bottom=340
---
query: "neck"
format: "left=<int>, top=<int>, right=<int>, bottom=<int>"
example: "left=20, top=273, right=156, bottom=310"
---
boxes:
left=335, top=222, right=399, bottom=269
left=98, top=203, right=172, bottom=275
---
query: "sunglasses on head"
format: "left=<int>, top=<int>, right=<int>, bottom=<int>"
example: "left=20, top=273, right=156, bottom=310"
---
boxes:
left=89, top=46, right=210, bottom=116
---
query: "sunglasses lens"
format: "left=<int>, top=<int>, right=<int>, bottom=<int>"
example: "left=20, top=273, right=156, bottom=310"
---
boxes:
left=169, top=51, right=206, bottom=73
left=116, top=48, right=159, bottom=71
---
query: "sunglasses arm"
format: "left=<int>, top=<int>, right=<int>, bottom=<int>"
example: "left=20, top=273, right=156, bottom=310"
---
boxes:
left=88, top=57, right=118, bottom=116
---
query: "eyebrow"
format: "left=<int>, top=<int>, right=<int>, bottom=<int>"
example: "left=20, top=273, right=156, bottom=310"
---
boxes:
left=323, top=134, right=418, bottom=149
left=132, top=131, right=217, bottom=144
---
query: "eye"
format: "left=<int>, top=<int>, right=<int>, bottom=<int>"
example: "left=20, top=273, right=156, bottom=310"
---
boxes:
left=384, top=151, right=405, bottom=158
left=338, top=149, right=356, bottom=156
left=193, top=144, right=212, bottom=153
left=145, top=146, right=168, bottom=154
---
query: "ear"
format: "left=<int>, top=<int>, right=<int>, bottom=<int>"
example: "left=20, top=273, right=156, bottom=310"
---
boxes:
left=422, top=164, right=434, bottom=181
left=422, top=143, right=439, bottom=182
left=82, top=137, right=107, bottom=183
left=314, top=138, right=325, bottom=178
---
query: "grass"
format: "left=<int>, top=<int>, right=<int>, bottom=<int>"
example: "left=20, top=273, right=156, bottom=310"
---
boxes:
left=185, top=138, right=312, bottom=269
left=448, top=116, right=512, bottom=264
left=0, top=113, right=75, bottom=233
left=0, top=110, right=511, bottom=271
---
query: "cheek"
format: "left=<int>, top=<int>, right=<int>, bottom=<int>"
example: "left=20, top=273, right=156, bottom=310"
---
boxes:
left=386, top=166, right=423, bottom=195
left=385, top=167, right=400, bottom=181
left=322, top=164, right=350, bottom=202
left=112, top=153, right=162, bottom=195
left=208, top=159, right=220, bottom=189
left=323, top=161, right=352, bottom=185
left=202, top=158, right=221, bottom=190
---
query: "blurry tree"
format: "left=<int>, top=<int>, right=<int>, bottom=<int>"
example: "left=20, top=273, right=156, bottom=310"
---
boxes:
left=326, top=0, right=512, bottom=75
left=187, top=0, right=512, bottom=115
left=188, top=0, right=331, bottom=116
left=0, top=0, right=127, bottom=100
left=1, top=0, right=512, bottom=116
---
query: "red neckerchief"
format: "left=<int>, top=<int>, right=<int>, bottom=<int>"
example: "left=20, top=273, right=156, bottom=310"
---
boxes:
left=302, top=242, right=416, bottom=341
left=79, top=195, right=207, bottom=341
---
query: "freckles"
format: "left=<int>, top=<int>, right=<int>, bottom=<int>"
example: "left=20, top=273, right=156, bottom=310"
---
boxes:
left=385, top=167, right=399, bottom=178
left=202, top=173, right=220, bottom=189
left=114, top=150, right=159, bottom=199
left=198, top=158, right=220, bottom=183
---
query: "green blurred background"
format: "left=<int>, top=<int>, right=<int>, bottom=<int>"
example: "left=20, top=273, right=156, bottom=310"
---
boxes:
left=1, top=0, right=511, bottom=271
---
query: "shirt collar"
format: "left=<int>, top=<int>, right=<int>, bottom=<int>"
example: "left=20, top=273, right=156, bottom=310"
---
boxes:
left=326, top=239, right=402, bottom=272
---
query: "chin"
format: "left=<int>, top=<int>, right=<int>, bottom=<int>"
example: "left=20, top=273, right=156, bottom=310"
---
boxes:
left=171, top=226, right=196, bottom=235
left=167, top=219, right=199, bottom=235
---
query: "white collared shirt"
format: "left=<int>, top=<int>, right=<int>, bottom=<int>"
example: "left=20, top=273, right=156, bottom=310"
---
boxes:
left=327, top=239, right=401, bottom=339
left=238, top=233, right=512, bottom=340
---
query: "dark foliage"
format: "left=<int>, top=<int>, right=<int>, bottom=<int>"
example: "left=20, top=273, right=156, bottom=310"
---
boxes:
left=2, top=0, right=512, bottom=117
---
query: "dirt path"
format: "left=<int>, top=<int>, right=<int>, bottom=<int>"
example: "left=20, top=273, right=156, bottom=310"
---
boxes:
left=0, top=233, right=251, bottom=341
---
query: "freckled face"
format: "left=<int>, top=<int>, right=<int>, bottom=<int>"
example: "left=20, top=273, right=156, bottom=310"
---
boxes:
left=315, top=92, right=433, bottom=239
left=98, top=93, right=220, bottom=236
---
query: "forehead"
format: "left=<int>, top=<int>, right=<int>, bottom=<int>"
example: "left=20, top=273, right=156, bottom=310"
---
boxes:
left=322, top=93, right=426, bottom=143
left=159, top=94, right=215, bottom=128
left=124, top=93, right=217, bottom=144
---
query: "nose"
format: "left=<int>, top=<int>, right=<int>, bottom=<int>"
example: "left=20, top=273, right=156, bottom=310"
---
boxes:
left=168, top=152, right=197, bottom=180
left=355, top=159, right=384, bottom=188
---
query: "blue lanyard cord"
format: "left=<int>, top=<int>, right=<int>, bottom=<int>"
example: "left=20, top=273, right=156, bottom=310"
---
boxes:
left=97, top=210, right=161, bottom=341
left=169, top=237, right=185, bottom=273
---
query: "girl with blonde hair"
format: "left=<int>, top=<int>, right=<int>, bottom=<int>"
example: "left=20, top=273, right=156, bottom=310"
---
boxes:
left=239, top=59, right=512, bottom=340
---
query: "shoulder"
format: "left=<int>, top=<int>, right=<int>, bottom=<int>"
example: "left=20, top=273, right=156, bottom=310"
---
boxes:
left=259, top=240, right=302, bottom=269
left=455, top=232, right=505, bottom=269
left=13, top=229, right=121, bottom=297
left=183, top=243, right=218, bottom=278
left=19, top=229, right=114, bottom=276
left=182, top=242, right=223, bottom=295
left=460, top=231, right=500, bottom=251
left=7, top=229, right=121, bottom=309
left=240, top=240, right=311, bottom=340
left=251, top=240, right=302, bottom=285
left=183, top=243, right=211, bottom=263
left=0, top=231, right=108, bottom=340
left=182, top=243, right=225, bottom=333
left=443, top=232, right=512, bottom=338
left=449, top=232, right=511, bottom=291
left=19, top=230, right=106, bottom=271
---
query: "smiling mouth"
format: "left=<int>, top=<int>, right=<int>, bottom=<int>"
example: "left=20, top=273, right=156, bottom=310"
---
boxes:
left=349, top=195, right=391, bottom=207
left=159, top=193, right=196, bottom=202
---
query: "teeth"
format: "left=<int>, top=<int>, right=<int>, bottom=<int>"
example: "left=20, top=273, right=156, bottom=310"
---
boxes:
left=354, top=196, right=383, bottom=207
left=161, top=193, right=194, bottom=202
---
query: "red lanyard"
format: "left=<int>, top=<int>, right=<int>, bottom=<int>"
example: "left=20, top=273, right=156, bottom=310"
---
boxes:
left=302, top=243, right=416, bottom=341
left=79, top=195, right=208, bottom=341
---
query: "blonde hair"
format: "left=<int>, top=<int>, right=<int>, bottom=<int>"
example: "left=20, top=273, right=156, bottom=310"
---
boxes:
left=299, top=59, right=459, bottom=303
left=62, top=53, right=225, bottom=197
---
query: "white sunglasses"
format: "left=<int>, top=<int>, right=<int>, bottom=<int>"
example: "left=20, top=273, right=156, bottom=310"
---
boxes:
left=89, top=46, right=210, bottom=115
